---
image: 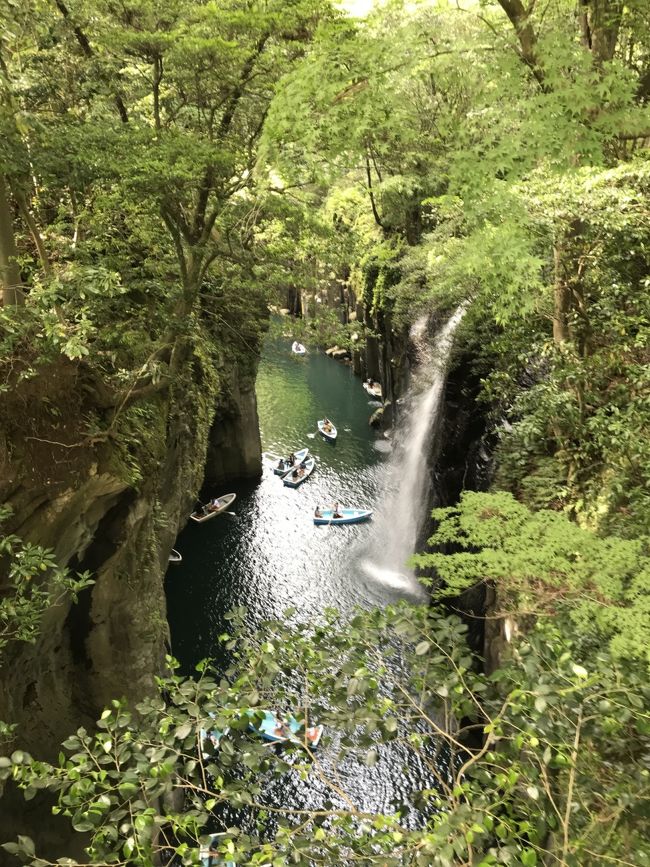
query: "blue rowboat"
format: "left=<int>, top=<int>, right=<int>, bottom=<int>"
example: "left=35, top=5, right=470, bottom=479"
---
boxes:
left=317, top=419, right=337, bottom=441
left=246, top=709, right=323, bottom=747
left=282, top=456, right=315, bottom=487
left=314, top=508, right=373, bottom=526
left=269, top=447, right=309, bottom=476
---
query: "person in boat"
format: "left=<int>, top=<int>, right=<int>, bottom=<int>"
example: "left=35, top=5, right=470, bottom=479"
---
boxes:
left=299, top=457, right=307, bottom=468
left=288, top=452, right=295, bottom=465
left=306, top=727, right=320, bottom=744
left=333, top=502, right=342, bottom=519
left=277, top=458, right=285, bottom=471
left=292, top=468, right=300, bottom=480
left=273, top=719, right=290, bottom=739
left=314, top=505, right=322, bottom=518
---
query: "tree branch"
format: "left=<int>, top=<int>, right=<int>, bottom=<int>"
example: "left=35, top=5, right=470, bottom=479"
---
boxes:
left=496, top=0, right=546, bottom=89
left=12, top=185, right=51, bottom=275
left=54, top=0, right=129, bottom=123
left=365, top=153, right=385, bottom=229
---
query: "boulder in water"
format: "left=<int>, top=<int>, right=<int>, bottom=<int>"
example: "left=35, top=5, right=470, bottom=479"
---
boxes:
left=369, top=406, right=384, bottom=428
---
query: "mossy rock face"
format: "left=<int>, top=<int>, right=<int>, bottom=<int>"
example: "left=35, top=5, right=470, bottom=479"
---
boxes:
left=0, top=318, right=265, bottom=789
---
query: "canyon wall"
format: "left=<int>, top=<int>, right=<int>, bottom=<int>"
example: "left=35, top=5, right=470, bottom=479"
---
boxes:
left=0, top=338, right=263, bottom=852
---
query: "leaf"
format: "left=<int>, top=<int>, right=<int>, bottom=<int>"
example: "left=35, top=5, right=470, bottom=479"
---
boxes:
left=364, top=748, right=378, bottom=766
left=347, top=677, right=360, bottom=696
left=72, top=820, right=95, bottom=833
left=175, top=723, right=192, bottom=740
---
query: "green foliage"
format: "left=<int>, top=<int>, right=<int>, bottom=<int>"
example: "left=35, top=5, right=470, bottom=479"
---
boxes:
left=415, top=491, right=650, bottom=666
left=262, top=0, right=650, bottom=533
left=1, top=598, right=649, bottom=865
left=0, top=507, right=93, bottom=656
left=0, top=0, right=335, bottom=434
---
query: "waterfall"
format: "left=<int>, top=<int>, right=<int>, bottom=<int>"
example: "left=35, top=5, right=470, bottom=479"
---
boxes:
left=361, top=306, right=467, bottom=594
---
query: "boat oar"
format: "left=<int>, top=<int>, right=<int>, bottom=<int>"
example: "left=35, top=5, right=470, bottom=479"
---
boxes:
left=196, top=499, right=238, bottom=519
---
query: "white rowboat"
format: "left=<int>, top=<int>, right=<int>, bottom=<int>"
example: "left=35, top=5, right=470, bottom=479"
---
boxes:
left=282, top=457, right=315, bottom=487
left=265, top=447, right=309, bottom=475
left=189, top=493, right=236, bottom=523
left=317, top=419, right=337, bottom=441
left=313, top=508, right=372, bottom=526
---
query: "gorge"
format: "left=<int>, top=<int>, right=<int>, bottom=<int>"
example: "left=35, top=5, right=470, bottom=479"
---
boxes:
left=1, top=0, right=649, bottom=863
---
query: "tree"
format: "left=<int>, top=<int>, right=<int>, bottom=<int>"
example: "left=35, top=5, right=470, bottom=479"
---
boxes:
left=0, top=174, right=22, bottom=306
left=0, top=0, right=335, bottom=412
left=2, top=572, right=649, bottom=865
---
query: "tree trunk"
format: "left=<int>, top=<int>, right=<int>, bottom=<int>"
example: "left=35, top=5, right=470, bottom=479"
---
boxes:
left=13, top=186, right=51, bottom=276
left=0, top=174, right=23, bottom=306
left=552, top=242, right=571, bottom=344
left=579, top=0, right=622, bottom=65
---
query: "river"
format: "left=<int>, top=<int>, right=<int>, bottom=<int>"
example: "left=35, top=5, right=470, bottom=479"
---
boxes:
left=166, top=334, right=426, bottom=672
left=165, top=332, right=440, bottom=820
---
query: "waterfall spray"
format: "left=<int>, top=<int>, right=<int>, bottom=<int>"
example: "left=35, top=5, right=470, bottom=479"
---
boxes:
left=361, top=305, right=467, bottom=593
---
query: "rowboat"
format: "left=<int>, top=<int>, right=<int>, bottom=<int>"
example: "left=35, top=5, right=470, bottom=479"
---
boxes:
left=282, top=456, right=315, bottom=487
left=200, top=709, right=323, bottom=756
left=313, top=508, right=373, bottom=526
left=189, top=493, right=236, bottom=522
left=264, top=447, right=309, bottom=475
left=317, top=419, right=337, bottom=441
left=168, top=548, right=182, bottom=563
left=291, top=341, right=306, bottom=355
left=363, top=381, right=382, bottom=398
left=199, top=718, right=226, bottom=759
left=246, top=709, right=324, bottom=748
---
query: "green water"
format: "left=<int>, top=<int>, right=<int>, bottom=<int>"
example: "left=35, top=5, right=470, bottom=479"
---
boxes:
left=167, top=335, right=425, bottom=670
left=165, top=333, right=435, bottom=819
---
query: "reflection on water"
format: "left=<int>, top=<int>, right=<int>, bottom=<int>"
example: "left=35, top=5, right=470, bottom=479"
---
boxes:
left=166, top=332, right=437, bottom=819
left=167, top=336, right=429, bottom=667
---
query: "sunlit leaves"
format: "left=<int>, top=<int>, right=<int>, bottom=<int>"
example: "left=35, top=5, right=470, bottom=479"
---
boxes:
left=418, top=490, right=650, bottom=664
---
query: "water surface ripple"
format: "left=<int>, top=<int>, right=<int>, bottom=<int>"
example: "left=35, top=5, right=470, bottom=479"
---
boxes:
left=166, top=334, right=438, bottom=821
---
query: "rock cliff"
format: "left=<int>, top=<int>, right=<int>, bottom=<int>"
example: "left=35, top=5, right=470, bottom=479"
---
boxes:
left=0, top=336, right=263, bottom=851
